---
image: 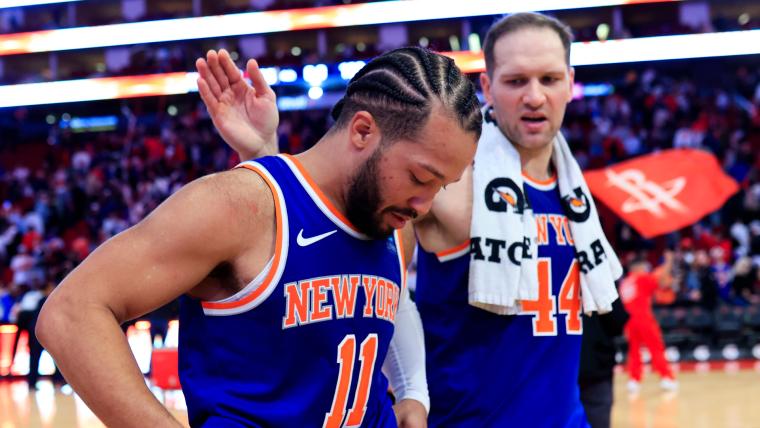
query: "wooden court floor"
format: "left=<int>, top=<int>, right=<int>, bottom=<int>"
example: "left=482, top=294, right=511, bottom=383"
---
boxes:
left=611, top=368, right=760, bottom=428
left=2, top=369, right=760, bottom=427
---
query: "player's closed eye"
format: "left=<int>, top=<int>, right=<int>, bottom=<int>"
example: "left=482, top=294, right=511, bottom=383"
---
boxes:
left=410, top=172, right=426, bottom=186
left=411, top=172, right=446, bottom=190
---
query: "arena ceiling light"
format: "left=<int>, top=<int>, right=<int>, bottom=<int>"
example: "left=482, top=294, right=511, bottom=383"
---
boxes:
left=445, top=29, right=760, bottom=72
left=2, top=29, right=758, bottom=109
left=0, top=0, right=80, bottom=8
left=0, top=72, right=199, bottom=108
left=0, top=0, right=681, bottom=56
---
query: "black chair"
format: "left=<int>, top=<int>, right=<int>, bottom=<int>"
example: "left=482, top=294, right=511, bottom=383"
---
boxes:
left=655, top=308, right=679, bottom=332
left=683, top=306, right=714, bottom=348
left=714, top=305, right=743, bottom=347
left=742, top=305, right=760, bottom=347
left=661, top=307, right=690, bottom=350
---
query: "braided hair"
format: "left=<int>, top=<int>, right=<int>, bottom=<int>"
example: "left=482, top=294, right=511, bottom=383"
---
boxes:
left=330, top=46, right=481, bottom=143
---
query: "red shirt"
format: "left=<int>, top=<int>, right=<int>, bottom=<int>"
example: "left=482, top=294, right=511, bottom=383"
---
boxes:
left=619, top=271, right=658, bottom=319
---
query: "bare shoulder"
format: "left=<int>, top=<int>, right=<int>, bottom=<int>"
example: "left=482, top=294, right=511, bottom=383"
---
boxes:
left=176, top=168, right=274, bottom=230
left=194, top=167, right=273, bottom=209
left=134, top=167, right=276, bottom=264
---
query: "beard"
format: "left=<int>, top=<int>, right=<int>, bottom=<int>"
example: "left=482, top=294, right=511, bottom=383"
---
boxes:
left=345, top=145, right=420, bottom=239
left=345, top=147, right=390, bottom=239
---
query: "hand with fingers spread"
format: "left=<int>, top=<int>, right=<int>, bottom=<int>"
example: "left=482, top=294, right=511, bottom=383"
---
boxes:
left=196, top=49, right=279, bottom=160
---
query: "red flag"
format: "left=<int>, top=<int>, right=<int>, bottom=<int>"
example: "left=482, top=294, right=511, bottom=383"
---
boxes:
left=584, top=149, right=739, bottom=238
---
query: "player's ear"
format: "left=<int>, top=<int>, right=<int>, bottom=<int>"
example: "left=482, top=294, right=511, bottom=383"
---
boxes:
left=565, top=67, right=575, bottom=103
left=480, top=72, right=494, bottom=106
left=348, top=111, right=381, bottom=151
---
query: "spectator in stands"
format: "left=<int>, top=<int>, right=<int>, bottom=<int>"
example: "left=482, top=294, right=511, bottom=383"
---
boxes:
left=653, top=250, right=678, bottom=306
left=0, top=282, right=14, bottom=324
left=750, top=221, right=760, bottom=265
left=695, top=249, right=719, bottom=310
left=731, top=219, right=752, bottom=258
left=26, top=281, right=55, bottom=389
left=8, top=281, right=43, bottom=371
left=733, top=257, right=759, bottom=305
left=10, top=244, right=36, bottom=287
left=710, top=246, right=735, bottom=304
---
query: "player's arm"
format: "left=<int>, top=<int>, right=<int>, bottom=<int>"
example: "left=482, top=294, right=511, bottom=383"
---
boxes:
left=382, top=224, right=428, bottom=427
left=597, top=297, right=629, bottom=338
left=413, top=164, right=472, bottom=254
left=643, top=273, right=660, bottom=294
left=384, top=285, right=429, bottom=428
left=196, top=49, right=280, bottom=160
left=399, top=222, right=416, bottom=268
left=36, top=169, right=271, bottom=428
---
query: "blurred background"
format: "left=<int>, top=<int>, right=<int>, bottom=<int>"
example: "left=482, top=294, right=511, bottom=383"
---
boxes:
left=0, top=0, right=758, bottom=427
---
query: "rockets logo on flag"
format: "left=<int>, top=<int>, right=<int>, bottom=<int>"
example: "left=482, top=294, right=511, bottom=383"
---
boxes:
left=583, top=149, right=739, bottom=238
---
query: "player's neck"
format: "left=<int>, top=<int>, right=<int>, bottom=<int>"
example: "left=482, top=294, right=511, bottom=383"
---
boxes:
left=516, top=143, right=554, bottom=182
left=294, top=139, right=350, bottom=213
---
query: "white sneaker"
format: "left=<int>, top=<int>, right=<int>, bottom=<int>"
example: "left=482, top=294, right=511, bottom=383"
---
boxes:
left=627, top=380, right=641, bottom=393
left=660, top=378, right=679, bottom=391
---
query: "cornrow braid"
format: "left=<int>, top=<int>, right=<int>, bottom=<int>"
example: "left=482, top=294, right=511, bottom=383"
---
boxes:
left=331, top=46, right=482, bottom=143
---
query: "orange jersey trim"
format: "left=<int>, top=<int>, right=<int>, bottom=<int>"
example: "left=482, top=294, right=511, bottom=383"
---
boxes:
left=201, top=163, right=284, bottom=310
left=282, top=153, right=361, bottom=235
left=394, top=229, right=407, bottom=294
left=435, top=239, right=471, bottom=259
left=521, top=171, right=557, bottom=186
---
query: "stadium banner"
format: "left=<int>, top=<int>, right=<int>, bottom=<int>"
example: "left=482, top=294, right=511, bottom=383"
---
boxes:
left=583, top=149, right=739, bottom=238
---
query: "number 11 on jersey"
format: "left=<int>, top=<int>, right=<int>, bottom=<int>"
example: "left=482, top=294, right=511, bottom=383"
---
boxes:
left=324, top=334, right=379, bottom=428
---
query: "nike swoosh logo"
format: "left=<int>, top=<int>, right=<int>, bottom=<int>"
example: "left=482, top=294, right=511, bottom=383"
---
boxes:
left=296, top=229, right=338, bottom=247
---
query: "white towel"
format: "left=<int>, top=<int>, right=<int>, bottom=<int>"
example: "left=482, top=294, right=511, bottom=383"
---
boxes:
left=468, top=108, right=622, bottom=315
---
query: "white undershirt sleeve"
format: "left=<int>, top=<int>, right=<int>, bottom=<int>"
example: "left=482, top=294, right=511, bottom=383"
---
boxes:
left=381, top=285, right=430, bottom=414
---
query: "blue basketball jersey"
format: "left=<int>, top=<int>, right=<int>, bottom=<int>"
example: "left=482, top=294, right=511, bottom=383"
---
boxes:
left=179, top=154, right=404, bottom=428
left=415, top=174, right=589, bottom=427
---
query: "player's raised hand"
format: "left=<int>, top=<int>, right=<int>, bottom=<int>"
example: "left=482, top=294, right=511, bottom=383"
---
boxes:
left=196, top=49, right=279, bottom=160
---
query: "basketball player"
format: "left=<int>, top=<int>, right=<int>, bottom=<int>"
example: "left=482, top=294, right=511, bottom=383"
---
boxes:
left=204, top=13, right=621, bottom=427
left=413, top=14, right=613, bottom=427
left=36, top=47, right=482, bottom=427
left=619, top=259, right=677, bottom=392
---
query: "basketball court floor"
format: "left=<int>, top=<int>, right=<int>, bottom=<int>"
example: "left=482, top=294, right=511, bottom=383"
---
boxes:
left=2, top=364, right=760, bottom=428
left=611, top=364, right=760, bottom=428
